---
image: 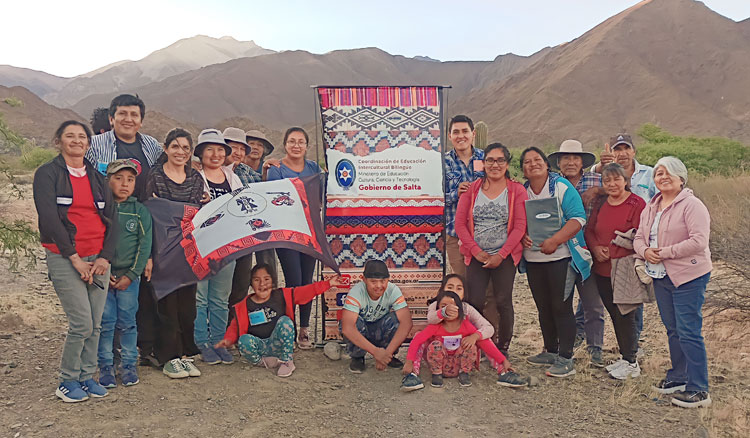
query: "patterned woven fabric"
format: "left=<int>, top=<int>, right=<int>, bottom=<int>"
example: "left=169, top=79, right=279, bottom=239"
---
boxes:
left=327, top=233, right=444, bottom=269
left=327, top=197, right=444, bottom=209
left=325, top=214, right=443, bottom=235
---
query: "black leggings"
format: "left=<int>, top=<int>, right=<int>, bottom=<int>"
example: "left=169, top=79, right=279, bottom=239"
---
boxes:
left=594, top=274, right=638, bottom=363
left=526, top=258, right=576, bottom=359
left=156, top=284, right=200, bottom=362
left=465, top=256, right=517, bottom=351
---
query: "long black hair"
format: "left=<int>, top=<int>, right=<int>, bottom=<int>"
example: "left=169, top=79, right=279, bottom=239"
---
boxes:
left=433, top=290, right=465, bottom=321
left=426, top=273, right=465, bottom=305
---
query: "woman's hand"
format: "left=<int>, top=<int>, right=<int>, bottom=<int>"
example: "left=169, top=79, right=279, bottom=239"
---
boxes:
left=461, top=333, right=480, bottom=349
left=592, top=246, right=610, bottom=263
left=70, top=254, right=93, bottom=283
left=144, top=258, right=153, bottom=282
left=443, top=303, right=459, bottom=319
left=499, top=359, right=513, bottom=373
left=521, top=234, right=533, bottom=249
left=214, top=339, right=231, bottom=349
left=402, top=360, right=414, bottom=375
left=90, top=258, right=110, bottom=277
left=328, top=275, right=346, bottom=288
left=475, top=250, right=491, bottom=264
left=540, top=237, right=560, bottom=255
left=200, top=192, right=211, bottom=204
left=644, top=248, right=662, bottom=264
left=482, top=254, right=502, bottom=269
left=263, top=158, right=281, bottom=170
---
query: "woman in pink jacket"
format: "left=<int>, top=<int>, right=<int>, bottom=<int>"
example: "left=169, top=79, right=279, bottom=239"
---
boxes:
left=633, top=156, right=712, bottom=409
left=455, top=143, right=528, bottom=356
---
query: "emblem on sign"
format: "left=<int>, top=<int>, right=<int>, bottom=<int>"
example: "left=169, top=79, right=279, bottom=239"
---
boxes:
left=227, top=192, right=268, bottom=217
left=335, top=159, right=356, bottom=190
left=247, top=218, right=271, bottom=231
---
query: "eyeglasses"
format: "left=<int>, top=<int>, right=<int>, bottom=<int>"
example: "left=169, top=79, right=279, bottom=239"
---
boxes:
left=484, top=158, right=507, bottom=165
left=286, top=140, right=307, bottom=147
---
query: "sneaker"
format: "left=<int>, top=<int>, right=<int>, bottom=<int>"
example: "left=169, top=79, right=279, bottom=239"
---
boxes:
left=260, top=356, right=281, bottom=369
left=546, top=356, right=576, bottom=378
left=609, top=361, right=641, bottom=380
left=653, top=379, right=687, bottom=395
left=199, top=345, right=221, bottom=365
left=458, top=372, right=472, bottom=387
left=80, top=378, right=108, bottom=398
left=527, top=351, right=558, bottom=366
left=431, top=374, right=444, bottom=388
left=671, top=391, right=712, bottom=408
left=497, top=371, right=529, bottom=388
left=214, top=347, right=234, bottom=364
left=400, top=373, right=424, bottom=392
left=55, top=381, right=89, bottom=403
left=120, top=364, right=140, bottom=386
left=163, top=358, right=189, bottom=379
left=277, top=360, right=296, bottom=377
left=388, top=357, right=404, bottom=368
left=98, top=365, right=116, bottom=389
left=588, top=348, right=605, bottom=368
left=139, top=351, right=161, bottom=368
left=349, top=357, right=365, bottom=374
left=297, top=328, right=313, bottom=350
left=606, top=358, right=628, bottom=372
left=574, top=334, right=585, bottom=349
left=181, top=358, right=201, bottom=377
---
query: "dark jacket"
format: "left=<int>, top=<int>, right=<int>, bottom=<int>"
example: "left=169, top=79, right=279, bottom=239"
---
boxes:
left=112, top=197, right=152, bottom=281
left=33, top=154, right=118, bottom=261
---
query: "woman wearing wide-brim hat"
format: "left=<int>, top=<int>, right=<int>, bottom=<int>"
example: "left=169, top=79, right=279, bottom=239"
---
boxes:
left=244, top=129, right=275, bottom=175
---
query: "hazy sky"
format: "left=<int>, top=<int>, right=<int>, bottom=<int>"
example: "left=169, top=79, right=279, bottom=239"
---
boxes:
left=4, top=0, right=749, bottom=77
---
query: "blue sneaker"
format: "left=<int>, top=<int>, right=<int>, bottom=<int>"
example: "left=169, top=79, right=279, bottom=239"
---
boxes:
left=56, top=381, right=89, bottom=403
left=80, top=378, right=109, bottom=398
left=120, top=364, right=140, bottom=386
left=199, top=344, right=221, bottom=365
left=214, top=347, right=234, bottom=364
left=98, top=365, right=117, bottom=389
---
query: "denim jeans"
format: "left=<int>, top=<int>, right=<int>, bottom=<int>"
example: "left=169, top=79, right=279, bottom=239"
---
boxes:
left=653, top=272, right=711, bottom=392
left=276, top=248, right=316, bottom=328
left=341, top=312, right=400, bottom=359
left=46, top=250, right=110, bottom=382
left=194, top=261, right=236, bottom=347
left=573, top=275, right=605, bottom=349
left=98, top=278, right=140, bottom=367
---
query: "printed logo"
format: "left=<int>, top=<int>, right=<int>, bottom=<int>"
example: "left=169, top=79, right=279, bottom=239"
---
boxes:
left=125, top=218, right=138, bottom=232
left=227, top=192, right=267, bottom=217
left=269, top=192, right=295, bottom=206
left=535, top=213, right=552, bottom=219
left=200, top=212, right=224, bottom=228
left=335, top=159, right=356, bottom=189
left=247, top=218, right=271, bottom=231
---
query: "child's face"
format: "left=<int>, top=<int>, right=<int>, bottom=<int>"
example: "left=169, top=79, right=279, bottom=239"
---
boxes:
left=443, top=277, right=465, bottom=300
left=109, top=169, right=136, bottom=202
left=438, top=296, right=458, bottom=321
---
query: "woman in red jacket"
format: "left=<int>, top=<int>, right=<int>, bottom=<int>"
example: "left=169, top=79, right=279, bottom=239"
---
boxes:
left=215, top=263, right=344, bottom=377
left=455, top=143, right=528, bottom=355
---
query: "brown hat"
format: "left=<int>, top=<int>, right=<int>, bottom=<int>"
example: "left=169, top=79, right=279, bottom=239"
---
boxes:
left=610, top=133, right=634, bottom=150
left=245, top=129, right=274, bottom=156
left=222, top=127, right=250, bottom=154
left=106, top=158, right=141, bottom=176
left=548, top=139, right=596, bottom=170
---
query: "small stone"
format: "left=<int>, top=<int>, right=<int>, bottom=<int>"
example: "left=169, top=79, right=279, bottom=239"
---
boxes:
left=0, top=334, right=11, bottom=340
left=9, top=362, right=18, bottom=368
left=527, top=376, right=540, bottom=387
left=239, top=415, right=247, bottom=421
left=11, top=423, right=22, bottom=429
left=41, top=421, right=54, bottom=427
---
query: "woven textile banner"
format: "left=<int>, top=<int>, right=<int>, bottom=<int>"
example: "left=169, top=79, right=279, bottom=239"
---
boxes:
left=317, top=86, right=445, bottom=339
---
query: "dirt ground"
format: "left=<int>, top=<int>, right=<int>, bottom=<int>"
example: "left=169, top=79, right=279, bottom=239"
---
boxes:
left=1, top=191, right=748, bottom=438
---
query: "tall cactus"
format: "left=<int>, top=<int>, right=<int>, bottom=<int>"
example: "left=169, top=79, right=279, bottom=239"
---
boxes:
left=474, top=121, right=488, bottom=149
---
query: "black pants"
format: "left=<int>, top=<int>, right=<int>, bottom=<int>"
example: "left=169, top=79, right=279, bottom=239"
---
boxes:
left=136, top=279, right=159, bottom=358
left=156, top=285, right=199, bottom=362
left=466, top=256, right=517, bottom=352
left=526, top=258, right=576, bottom=359
left=594, top=273, right=638, bottom=363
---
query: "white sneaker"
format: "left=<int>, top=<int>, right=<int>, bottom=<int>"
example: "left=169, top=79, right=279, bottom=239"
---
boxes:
left=605, top=359, right=628, bottom=372
left=609, top=361, right=641, bottom=380
left=181, top=358, right=201, bottom=377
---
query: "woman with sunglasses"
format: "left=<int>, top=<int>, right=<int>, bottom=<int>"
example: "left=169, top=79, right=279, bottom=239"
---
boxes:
left=455, top=143, right=528, bottom=357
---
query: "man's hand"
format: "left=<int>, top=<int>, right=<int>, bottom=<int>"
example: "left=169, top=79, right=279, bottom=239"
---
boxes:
left=598, top=143, right=614, bottom=171
left=582, top=186, right=605, bottom=208
left=402, top=360, right=414, bottom=375
left=461, top=333, right=479, bottom=349
left=113, top=275, right=133, bottom=291
left=540, top=238, right=560, bottom=255
left=592, top=246, right=610, bottom=263
left=372, top=347, right=392, bottom=370
left=144, top=258, right=153, bottom=282
left=191, top=160, right=203, bottom=172
left=457, top=181, right=471, bottom=196
left=644, top=248, right=662, bottom=264
left=521, top=234, right=533, bottom=249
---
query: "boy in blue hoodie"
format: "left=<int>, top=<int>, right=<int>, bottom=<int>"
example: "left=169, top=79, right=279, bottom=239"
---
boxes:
left=97, top=159, right=152, bottom=388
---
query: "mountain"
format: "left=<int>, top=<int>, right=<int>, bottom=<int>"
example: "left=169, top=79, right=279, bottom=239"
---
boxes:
left=0, top=66, right=70, bottom=98
left=0, top=86, right=82, bottom=149
left=453, top=0, right=750, bottom=147
left=46, top=35, right=275, bottom=107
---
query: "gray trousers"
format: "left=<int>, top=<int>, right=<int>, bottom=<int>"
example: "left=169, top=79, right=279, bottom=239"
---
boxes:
left=46, top=250, right=110, bottom=382
left=575, top=275, right=605, bottom=349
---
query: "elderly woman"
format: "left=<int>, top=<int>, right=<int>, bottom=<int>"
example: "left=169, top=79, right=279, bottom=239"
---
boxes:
left=634, top=157, right=712, bottom=408
left=584, top=164, right=646, bottom=380
left=194, top=129, right=243, bottom=365
left=265, top=127, right=323, bottom=349
left=33, top=120, right=116, bottom=402
left=520, top=147, right=592, bottom=378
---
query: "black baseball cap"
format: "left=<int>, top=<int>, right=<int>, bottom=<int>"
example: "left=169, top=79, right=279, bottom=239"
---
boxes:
left=363, top=260, right=389, bottom=279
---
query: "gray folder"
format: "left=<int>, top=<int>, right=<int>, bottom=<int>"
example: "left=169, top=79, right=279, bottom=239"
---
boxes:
left=525, top=197, right=562, bottom=250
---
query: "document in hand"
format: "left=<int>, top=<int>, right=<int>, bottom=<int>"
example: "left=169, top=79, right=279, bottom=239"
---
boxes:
left=525, top=197, right=562, bottom=250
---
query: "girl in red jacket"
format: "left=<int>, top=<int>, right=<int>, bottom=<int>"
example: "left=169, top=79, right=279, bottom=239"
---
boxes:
left=215, top=263, right=344, bottom=377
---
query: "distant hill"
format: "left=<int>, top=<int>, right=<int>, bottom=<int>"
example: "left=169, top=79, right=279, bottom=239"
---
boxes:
left=0, top=86, right=82, bottom=149
left=0, top=66, right=70, bottom=98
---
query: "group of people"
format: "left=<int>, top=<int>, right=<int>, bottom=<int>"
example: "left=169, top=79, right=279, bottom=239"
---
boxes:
left=33, top=94, right=713, bottom=409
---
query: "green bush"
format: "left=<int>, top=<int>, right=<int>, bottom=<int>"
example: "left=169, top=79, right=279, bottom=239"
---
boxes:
left=3, top=96, right=23, bottom=107
left=21, top=147, right=57, bottom=170
left=635, top=124, right=749, bottom=176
